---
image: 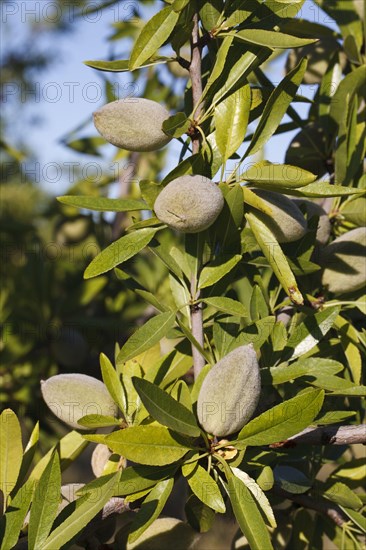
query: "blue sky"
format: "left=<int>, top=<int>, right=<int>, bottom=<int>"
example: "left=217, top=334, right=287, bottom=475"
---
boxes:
left=2, top=0, right=338, bottom=195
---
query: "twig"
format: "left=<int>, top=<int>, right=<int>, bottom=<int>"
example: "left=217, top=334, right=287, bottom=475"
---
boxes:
left=189, top=10, right=203, bottom=154
left=270, top=425, right=366, bottom=448
left=188, top=7, right=205, bottom=378
left=273, top=487, right=347, bottom=527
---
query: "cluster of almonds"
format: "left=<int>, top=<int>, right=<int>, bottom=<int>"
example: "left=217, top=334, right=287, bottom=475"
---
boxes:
left=94, top=97, right=365, bottom=293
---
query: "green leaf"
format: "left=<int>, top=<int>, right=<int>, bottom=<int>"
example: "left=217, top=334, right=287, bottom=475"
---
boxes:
left=215, top=84, right=251, bottom=161
left=97, top=425, right=193, bottom=465
left=231, top=467, right=276, bottom=528
left=315, top=410, right=356, bottom=425
left=0, top=479, right=35, bottom=550
left=184, top=464, right=226, bottom=513
left=340, top=507, right=366, bottom=533
left=203, top=36, right=234, bottom=98
left=77, top=414, right=121, bottom=428
left=84, top=56, right=170, bottom=72
left=132, top=377, right=200, bottom=437
left=29, top=431, right=88, bottom=482
left=129, top=7, right=179, bottom=70
left=172, top=0, right=191, bottom=11
left=100, top=353, right=127, bottom=417
left=329, top=65, right=366, bottom=134
left=58, top=195, right=147, bottom=212
left=162, top=112, right=191, bottom=138
left=42, top=473, right=119, bottom=550
left=185, top=494, right=215, bottom=533
left=231, top=29, right=317, bottom=48
left=246, top=211, right=303, bottom=305
left=202, top=297, right=247, bottom=317
left=246, top=58, right=307, bottom=158
left=228, top=473, right=274, bottom=550
left=242, top=187, right=273, bottom=215
left=286, top=182, right=365, bottom=198
left=28, top=452, right=61, bottom=550
left=212, top=48, right=270, bottom=108
left=128, top=478, right=174, bottom=543
left=263, top=358, right=344, bottom=385
left=284, top=306, right=340, bottom=360
left=232, top=316, right=276, bottom=352
left=274, top=465, right=312, bottom=494
left=198, top=254, right=242, bottom=289
left=117, top=311, right=176, bottom=365
left=323, top=481, right=363, bottom=510
left=85, top=227, right=159, bottom=279
left=15, top=422, right=39, bottom=491
left=235, top=389, right=324, bottom=447
left=115, top=464, right=178, bottom=496
left=0, top=409, right=22, bottom=511
left=241, top=161, right=316, bottom=188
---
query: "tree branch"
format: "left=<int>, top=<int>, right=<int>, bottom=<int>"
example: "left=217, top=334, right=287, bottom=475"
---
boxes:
left=189, top=8, right=205, bottom=378
left=270, top=425, right=366, bottom=448
left=189, top=12, right=203, bottom=155
left=273, top=487, right=347, bottom=528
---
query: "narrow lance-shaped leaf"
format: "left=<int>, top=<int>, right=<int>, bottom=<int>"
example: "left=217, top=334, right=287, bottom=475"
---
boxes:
left=42, top=473, right=119, bottom=550
left=202, top=36, right=234, bottom=99
left=280, top=182, right=365, bottom=198
left=284, top=306, right=340, bottom=360
left=246, top=211, right=303, bottom=305
left=84, top=227, right=160, bottom=279
left=199, top=254, right=242, bottom=289
left=84, top=56, right=171, bottom=72
left=29, top=431, right=88, bottom=482
left=117, top=311, right=176, bottom=365
left=245, top=58, right=307, bottom=158
left=133, top=377, right=200, bottom=437
left=229, top=29, right=317, bottom=49
left=129, top=7, right=179, bottom=70
left=58, top=195, right=147, bottom=212
left=231, top=467, right=276, bottom=528
left=15, top=422, right=39, bottom=492
left=86, top=425, right=192, bottom=466
left=77, top=414, right=121, bottom=428
left=215, top=84, right=251, bottom=162
left=28, top=451, right=61, bottom=550
left=128, top=478, right=174, bottom=543
left=100, top=353, right=127, bottom=417
left=228, top=472, right=274, bottom=550
left=240, top=161, right=317, bottom=188
left=235, top=389, right=325, bottom=448
left=0, top=479, right=35, bottom=550
left=0, top=409, right=23, bottom=512
left=183, top=464, right=226, bottom=513
left=202, top=297, right=247, bottom=317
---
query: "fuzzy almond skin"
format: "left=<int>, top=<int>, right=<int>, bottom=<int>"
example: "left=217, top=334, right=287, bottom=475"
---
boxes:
left=321, top=227, right=366, bottom=294
left=253, top=190, right=307, bottom=243
left=118, top=518, right=198, bottom=550
left=197, top=345, right=261, bottom=437
left=293, top=199, right=331, bottom=245
left=41, top=373, right=117, bottom=430
left=93, top=98, right=172, bottom=152
left=154, top=175, right=224, bottom=233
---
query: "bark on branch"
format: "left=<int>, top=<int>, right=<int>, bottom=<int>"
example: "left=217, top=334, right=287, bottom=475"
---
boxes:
left=189, top=8, right=205, bottom=378
left=270, top=424, right=366, bottom=448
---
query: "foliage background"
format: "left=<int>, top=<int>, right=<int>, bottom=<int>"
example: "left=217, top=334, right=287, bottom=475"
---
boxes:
left=1, top=0, right=365, bottom=548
